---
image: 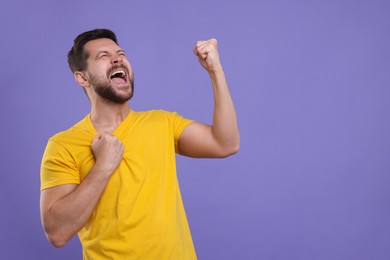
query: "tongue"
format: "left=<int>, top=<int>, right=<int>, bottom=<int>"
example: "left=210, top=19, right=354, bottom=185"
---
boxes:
left=111, top=77, right=126, bottom=84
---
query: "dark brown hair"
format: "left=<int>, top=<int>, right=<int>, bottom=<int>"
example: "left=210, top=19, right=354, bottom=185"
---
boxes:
left=67, top=29, right=118, bottom=73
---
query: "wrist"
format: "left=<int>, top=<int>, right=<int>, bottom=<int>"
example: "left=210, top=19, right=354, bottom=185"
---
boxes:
left=90, top=162, right=114, bottom=180
left=208, top=66, right=225, bottom=82
left=208, top=65, right=224, bottom=76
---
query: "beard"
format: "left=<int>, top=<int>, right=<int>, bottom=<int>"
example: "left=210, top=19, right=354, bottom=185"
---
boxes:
left=88, top=67, right=134, bottom=104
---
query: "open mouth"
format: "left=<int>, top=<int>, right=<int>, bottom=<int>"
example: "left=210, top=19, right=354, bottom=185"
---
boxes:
left=109, top=70, right=127, bottom=84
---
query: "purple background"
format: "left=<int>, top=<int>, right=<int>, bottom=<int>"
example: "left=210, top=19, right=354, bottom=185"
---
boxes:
left=1, top=0, right=390, bottom=259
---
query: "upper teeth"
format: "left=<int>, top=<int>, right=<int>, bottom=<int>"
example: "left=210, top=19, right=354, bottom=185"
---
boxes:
left=112, top=70, right=125, bottom=77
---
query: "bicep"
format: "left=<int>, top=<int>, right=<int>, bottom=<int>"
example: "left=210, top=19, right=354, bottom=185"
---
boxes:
left=177, top=122, right=229, bottom=158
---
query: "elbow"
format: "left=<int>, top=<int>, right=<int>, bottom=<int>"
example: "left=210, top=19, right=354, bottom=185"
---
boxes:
left=41, top=211, right=74, bottom=248
left=42, top=223, right=71, bottom=248
left=228, top=143, right=240, bottom=156
left=45, top=231, right=70, bottom=248
left=231, top=143, right=240, bottom=155
left=219, top=142, right=240, bottom=158
left=228, top=136, right=240, bottom=156
left=225, top=133, right=240, bottom=157
left=41, top=208, right=79, bottom=248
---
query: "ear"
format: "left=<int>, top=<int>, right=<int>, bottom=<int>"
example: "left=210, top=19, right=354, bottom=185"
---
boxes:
left=74, top=71, right=90, bottom=88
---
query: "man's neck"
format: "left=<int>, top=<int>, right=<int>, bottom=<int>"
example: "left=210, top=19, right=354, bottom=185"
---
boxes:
left=90, top=100, right=131, bottom=134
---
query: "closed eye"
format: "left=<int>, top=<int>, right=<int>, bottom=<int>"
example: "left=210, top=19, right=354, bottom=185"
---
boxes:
left=96, top=51, right=110, bottom=59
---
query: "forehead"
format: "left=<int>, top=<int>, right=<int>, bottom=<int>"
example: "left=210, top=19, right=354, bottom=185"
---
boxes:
left=84, top=38, right=121, bottom=54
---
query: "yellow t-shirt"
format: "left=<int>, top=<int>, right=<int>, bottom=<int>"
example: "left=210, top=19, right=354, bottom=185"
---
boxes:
left=41, top=110, right=197, bottom=259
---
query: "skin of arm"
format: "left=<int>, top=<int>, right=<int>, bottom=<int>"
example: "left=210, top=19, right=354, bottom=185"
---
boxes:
left=40, top=132, right=124, bottom=247
left=178, top=39, right=240, bottom=158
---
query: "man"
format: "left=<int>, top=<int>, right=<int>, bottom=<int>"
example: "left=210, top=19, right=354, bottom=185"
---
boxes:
left=40, top=29, right=239, bottom=259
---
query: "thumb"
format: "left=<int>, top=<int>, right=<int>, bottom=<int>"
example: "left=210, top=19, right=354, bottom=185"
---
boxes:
left=92, top=135, right=100, bottom=145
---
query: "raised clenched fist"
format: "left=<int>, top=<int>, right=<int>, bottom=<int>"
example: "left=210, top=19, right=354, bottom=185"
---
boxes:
left=193, top=38, right=222, bottom=73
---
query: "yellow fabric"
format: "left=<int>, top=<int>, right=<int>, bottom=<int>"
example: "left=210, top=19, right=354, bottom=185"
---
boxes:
left=41, top=110, right=196, bottom=259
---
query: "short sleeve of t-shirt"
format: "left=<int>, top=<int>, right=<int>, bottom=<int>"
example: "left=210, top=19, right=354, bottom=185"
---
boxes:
left=167, top=112, right=194, bottom=153
left=40, top=139, right=80, bottom=191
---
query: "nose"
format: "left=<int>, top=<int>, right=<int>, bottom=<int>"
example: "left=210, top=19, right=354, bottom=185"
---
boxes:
left=111, top=53, right=123, bottom=64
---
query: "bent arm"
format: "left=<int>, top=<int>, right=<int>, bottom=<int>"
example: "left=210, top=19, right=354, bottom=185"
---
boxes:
left=40, top=132, right=123, bottom=247
left=178, top=39, right=240, bottom=158
left=40, top=165, right=112, bottom=247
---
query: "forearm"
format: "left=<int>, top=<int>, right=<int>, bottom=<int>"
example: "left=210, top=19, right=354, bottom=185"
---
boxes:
left=176, top=38, right=240, bottom=158
left=209, top=68, right=240, bottom=153
left=42, top=166, right=110, bottom=247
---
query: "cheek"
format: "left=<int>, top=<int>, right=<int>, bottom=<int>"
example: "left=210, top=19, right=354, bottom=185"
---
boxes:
left=124, top=61, right=133, bottom=75
left=90, top=64, right=109, bottom=78
left=122, top=58, right=131, bottom=68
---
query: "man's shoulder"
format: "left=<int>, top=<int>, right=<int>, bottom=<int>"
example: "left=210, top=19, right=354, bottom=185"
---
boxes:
left=130, top=109, right=192, bottom=135
left=48, top=115, right=93, bottom=145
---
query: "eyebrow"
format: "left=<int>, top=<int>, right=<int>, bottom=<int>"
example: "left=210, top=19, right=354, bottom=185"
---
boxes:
left=95, top=49, right=126, bottom=59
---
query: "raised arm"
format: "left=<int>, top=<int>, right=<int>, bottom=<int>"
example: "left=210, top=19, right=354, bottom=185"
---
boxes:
left=40, top=132, right=123, bottom=247
left=178, top=39, right=240, bottom=158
